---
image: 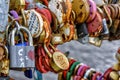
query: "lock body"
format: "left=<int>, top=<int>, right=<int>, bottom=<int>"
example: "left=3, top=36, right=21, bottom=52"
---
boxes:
left=9, top=26, right=35, bottom=68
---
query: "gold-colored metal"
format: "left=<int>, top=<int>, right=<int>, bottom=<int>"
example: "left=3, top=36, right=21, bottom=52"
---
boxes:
left=89, top=37, right=102, bottom=47
left=0, top=45, right=9, bottom=76
left=47, top=43, right=69, bottom=72
left=109, top=71, right=119, bottom=80
left=113, top=63, right=120, bottom=71
left=38, top=30, right=46, bottom=44
left=10, top=0, right=26, bottom=25
left=51, top=34, right=64, bottom=45
left=58, top=72, right=64, bottom=80
left=51, top=51, right=69, bottom=71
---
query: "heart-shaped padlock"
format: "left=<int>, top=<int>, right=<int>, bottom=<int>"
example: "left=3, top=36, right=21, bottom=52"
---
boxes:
left=72, top=0, right=90, bottom=24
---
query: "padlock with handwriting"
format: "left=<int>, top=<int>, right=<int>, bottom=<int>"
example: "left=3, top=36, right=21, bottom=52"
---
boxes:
left=9, top=25, right=35, bottom=68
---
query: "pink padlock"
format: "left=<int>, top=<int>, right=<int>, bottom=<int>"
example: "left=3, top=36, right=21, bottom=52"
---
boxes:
left=86, top=0, right=97, bottom=23
left=87, top=12, right=102, bottom=33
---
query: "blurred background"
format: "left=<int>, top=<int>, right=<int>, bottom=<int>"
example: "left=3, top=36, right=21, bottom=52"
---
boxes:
left=10, top=40, right=120, bottom=80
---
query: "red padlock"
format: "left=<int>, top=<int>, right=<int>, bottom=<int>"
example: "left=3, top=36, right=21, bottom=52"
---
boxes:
left=87, top=12, right=102, bottom=36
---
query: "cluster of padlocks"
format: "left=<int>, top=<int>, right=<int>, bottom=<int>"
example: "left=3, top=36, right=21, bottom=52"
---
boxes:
left=0, top=0, right=120, bottom=80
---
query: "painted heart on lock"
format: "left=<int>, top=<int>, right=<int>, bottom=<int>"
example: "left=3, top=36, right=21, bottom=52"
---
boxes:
left=28, top=50, right=35, bottom=61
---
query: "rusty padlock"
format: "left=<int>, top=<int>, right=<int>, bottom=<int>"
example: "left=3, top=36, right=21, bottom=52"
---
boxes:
left=0, top=44, right=9, bottom=76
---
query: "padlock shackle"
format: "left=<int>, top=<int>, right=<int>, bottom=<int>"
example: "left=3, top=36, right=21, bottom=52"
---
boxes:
left=6, top=21, right=24, bottom=45
left=8, top=30, right=24, bottom=45
left=11, top=26, right=33, bottom=46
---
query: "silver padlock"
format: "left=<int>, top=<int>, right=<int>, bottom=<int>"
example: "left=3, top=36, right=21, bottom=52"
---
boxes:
left=9, top=24, right=35, bottom=68
left=100, top=18, right=109, bottom=40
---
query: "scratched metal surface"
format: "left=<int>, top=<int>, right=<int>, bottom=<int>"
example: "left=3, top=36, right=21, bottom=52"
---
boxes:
left=9, top=40, right=120, bottom=80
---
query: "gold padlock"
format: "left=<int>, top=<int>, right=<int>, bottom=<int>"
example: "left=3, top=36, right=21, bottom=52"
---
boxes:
left=89, top=37, right=102, bottom=47
left=109, top=71, right=119, bottom=80
left=0, top=44, right=9, bottom=76
left=51, top=34, right=64, bottom=45
left=44, top=43, right=69, bottom=72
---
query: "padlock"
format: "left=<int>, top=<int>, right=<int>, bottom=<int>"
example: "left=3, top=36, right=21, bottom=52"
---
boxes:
left=62, top=58, right=76, bottom=80
left=66, top=61, right=80, bottom=80
left=109, top=71, right=119, bottom=80
left=100, top=18, right=109, bottom=40
left=48, top=0, right=72, bottom=24
left=51, top=34, right=64, bottom=45
left=0, top=44, right=9, bottom=76
left=87, top=12, right=103, bottom=35
left=76, top=23, right=88, bottom=38
left=86, top=0, right=97, bottom=23
left=24, top=9, right=44, bottom=38
left=0, top=0, right=9, bottom=43
left=97, top=7, right=109, bottom=39
left=72, top=0, right=90, bottom=24
left=35, top=7, right=52, bottom=24
left=89, top=37, right=102, bottom=47
left=36, top=45, right=50, bottom=73
left=43, top=43, right=69, bottom=72
left=76, top=64, right=90, bottom=80
left=76, top=23, right=89, bottom=44
left=9, top=26, right=35, bottom=68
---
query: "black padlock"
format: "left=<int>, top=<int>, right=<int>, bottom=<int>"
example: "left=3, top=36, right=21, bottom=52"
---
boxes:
left=76, top=23, right=89, bottom=44
left=76, top=23, right=88, bottom=38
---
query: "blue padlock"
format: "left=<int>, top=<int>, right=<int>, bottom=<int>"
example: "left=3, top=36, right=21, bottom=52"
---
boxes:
left=24, top=69, right=33, bottom=79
